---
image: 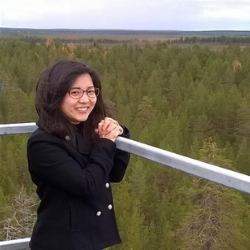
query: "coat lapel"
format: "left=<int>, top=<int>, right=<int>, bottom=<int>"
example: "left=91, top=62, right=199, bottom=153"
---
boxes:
left=75, top=132, right=94, bottom=154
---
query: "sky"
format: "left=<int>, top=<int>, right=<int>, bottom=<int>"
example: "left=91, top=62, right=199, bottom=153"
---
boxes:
left=0, top=0, right=250, bottom=31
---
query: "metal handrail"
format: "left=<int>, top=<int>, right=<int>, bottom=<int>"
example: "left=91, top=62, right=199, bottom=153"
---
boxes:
left=1, top=122, right=250, bottom=249
left=0, top=123, right=37, bottom=135
left=0, top=238, right=30, bottom=250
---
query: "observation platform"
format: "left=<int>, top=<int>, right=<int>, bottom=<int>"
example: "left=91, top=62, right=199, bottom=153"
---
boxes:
left=1, top=122, right=250, bottom=250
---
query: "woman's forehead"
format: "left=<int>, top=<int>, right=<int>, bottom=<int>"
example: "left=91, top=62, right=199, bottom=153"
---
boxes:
left=71, top=74, right=94, bottom=88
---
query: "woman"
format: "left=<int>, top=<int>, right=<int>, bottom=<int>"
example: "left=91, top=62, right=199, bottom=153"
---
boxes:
left=27, top=60, right=130, bottom=250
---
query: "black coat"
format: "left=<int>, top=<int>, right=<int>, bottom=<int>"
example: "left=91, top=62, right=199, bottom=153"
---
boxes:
left=27, top=122, right=130, bottom=250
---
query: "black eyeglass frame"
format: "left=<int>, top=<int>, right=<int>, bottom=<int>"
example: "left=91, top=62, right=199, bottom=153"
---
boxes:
left=67, top=87, right=100, bottom=99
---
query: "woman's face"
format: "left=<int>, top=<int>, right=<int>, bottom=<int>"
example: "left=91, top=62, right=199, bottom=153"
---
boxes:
left=60, top=74, right=97, bottom=124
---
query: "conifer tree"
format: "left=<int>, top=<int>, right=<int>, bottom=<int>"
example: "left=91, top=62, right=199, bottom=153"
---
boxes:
left=176, top=138, right=250, bottom=250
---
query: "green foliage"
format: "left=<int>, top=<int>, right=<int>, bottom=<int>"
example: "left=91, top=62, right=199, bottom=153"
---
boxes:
left=2, top=39, right=250, bottom=249
left=176, top=138, right=250, bottom=250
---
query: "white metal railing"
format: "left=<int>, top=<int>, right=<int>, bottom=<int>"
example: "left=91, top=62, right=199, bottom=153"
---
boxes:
left=1, top=122, right=250, bottom=249
left=0, top=238, right=30, bottom=250
left=0, top=123, right=37, bottom=135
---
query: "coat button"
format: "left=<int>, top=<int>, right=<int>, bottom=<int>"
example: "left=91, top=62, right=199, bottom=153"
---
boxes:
left=96, top=211, right=101, bottom=216
left=108, top=204, right=113, bottom=210
left=105, top=183, right=110, bottom=188
left=65, top=135, right=70, bottom=141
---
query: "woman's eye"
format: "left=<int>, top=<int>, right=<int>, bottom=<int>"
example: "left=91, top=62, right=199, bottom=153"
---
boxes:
left=88, top=90, right=95, bottom=94
left=71, top=90, right=80, bottom=95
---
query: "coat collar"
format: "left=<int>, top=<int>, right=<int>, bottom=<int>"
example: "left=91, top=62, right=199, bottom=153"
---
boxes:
left=36, top=119, right=93, bottom=154
left=36, top=119, right=44, bottom=130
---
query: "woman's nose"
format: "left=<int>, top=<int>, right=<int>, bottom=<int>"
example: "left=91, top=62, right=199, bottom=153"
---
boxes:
left=79, top=92, right=89, bottom=102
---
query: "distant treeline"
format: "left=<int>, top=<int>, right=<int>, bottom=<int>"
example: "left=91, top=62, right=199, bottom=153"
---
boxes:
left=173, top=36, right=250, bottom=45
left=17, top=36, right=133, bottom=44
left=6, top=35, right=250, bottom=45
left=1, top=27, right=250, bottom=37
left=1, top=28, right=250, bottom=46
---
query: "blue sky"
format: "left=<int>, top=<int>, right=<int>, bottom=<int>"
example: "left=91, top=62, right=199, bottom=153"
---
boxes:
left=0, top=0, right=250, bottom=30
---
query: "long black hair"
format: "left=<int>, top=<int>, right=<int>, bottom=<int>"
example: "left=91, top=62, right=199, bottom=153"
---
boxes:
left=35, top=60, right=110, bottom=144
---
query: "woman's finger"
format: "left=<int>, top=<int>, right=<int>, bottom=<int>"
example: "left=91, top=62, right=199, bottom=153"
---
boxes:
left=97, top=120, right=106, bottom=136
left=109, top=128, right=121, bottom=141
left=100, top=126, right=121, bottom=141
left=101, top=117, right=111, bottom=131
left=102, top=117, right=119, bottom=132
left=118, top=125, right=123, bottom=135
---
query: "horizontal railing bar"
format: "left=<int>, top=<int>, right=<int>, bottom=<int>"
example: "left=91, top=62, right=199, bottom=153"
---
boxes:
left=0, top=123, right=37, bottom=135
left=116, top=137, right=250, bottom=194
left=1, top=122, right=250, bottom=195
left=0, top=238, right=30, bottom=250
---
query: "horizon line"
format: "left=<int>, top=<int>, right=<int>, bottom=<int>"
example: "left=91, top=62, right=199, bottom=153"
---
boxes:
left=1, top=27, right=250, bottom=32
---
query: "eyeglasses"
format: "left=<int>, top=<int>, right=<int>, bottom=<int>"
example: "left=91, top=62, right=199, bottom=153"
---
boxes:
left=67, top=87, right=100, bottom=99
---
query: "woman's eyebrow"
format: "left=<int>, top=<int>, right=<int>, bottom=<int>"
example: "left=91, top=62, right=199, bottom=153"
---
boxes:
left=70, top=86, right=95, bottom=89
left=70, top=87, right=81, bottom=89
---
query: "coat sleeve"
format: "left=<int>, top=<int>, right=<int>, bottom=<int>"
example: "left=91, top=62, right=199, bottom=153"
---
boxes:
left=109, top=126, right=130, bottom=182
left=27, top=134, right=116, bottom=198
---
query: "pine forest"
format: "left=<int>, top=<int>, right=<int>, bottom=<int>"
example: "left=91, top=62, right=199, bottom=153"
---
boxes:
left=1, top=37, right=250, bottom=249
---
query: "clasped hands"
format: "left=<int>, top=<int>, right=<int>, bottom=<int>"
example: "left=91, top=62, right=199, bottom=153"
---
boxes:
left=96, top=117, right=123, bottom=142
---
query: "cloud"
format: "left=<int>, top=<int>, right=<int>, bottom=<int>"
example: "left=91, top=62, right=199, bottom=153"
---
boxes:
left=196, top=0, right=250, bottom=20
left=0, top=0, right=250, bottom=30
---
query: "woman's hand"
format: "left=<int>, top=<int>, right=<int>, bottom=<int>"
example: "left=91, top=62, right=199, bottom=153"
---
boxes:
left=97, top=117, right=123, bottom=142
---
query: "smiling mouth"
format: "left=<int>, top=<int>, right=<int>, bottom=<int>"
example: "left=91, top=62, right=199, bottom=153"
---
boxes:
left=76, top=107, right=88, bottom=111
